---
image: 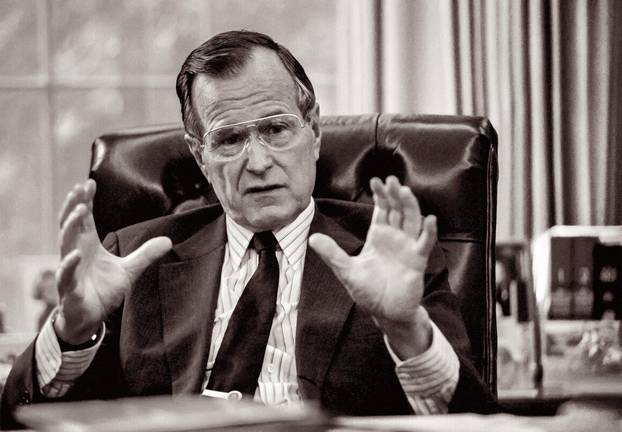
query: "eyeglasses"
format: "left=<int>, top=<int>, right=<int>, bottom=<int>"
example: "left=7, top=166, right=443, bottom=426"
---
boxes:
left=201, top=113, right=305, bottom=162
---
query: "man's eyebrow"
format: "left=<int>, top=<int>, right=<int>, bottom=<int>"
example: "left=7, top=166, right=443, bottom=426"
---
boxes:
left=260, top=108, right=290, bottom=117
left=209, top=107, right=297, bottom=131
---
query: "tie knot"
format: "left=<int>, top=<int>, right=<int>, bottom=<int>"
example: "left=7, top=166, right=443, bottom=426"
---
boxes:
left=252, top=231, right=278, bottom=252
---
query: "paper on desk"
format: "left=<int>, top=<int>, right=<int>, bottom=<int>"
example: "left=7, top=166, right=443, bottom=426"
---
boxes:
left=335, top=414, right=547, bottom=432
left=16, top=395, right=329, bottom=432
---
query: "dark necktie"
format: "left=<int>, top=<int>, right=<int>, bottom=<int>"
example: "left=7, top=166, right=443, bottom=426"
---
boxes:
left=207, top=231, right=279, bottom=396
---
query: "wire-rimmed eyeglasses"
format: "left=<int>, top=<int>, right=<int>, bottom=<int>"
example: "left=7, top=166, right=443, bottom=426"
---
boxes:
left=200, top=113, right=305, bottom=162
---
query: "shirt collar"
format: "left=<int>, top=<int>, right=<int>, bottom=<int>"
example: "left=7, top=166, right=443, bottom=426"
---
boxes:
left=225, top=198, right=315, bottom=269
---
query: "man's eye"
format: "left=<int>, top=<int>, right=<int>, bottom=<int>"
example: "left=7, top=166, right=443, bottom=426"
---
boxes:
left=216, top=132, right=244, bottom=147
left=263, top=122, right=290, bottom=136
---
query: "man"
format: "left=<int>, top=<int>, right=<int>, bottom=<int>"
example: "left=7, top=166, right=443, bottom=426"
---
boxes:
left=1, top=31, right=494, bottom=429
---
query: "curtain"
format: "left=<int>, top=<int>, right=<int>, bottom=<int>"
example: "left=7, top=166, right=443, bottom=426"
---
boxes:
left=336, top=0, right=622, bottom=241
left=336, top=0, right=381, bottom=113
left=451, top=0, right=622, bottom=240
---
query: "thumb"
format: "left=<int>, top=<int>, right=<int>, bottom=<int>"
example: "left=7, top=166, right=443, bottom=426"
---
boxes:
left=308, top=233, right=351, bottom=279
left=124, top=236, right=173, bottom=281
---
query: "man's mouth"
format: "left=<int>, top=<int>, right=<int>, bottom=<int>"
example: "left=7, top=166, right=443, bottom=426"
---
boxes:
left=245, top=184, right=283, bottom=194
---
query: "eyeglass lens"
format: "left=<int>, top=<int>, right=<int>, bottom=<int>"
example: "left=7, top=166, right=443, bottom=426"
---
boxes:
left=206, top=114, right=302, bottom=159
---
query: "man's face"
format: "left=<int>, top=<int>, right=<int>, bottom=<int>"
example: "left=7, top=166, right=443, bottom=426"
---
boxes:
left=188, top=48, right=321, bottom=232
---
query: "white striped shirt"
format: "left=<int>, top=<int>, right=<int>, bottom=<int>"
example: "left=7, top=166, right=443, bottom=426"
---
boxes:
left=35, top=198, right=459, bottom=413
left=202, top=199, right=315, bottom=405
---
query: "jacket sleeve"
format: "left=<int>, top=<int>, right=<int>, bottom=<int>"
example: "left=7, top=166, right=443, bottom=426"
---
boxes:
left=0, top=232, right=127, bottom=430
left=1, top=341, right=36, bottom=430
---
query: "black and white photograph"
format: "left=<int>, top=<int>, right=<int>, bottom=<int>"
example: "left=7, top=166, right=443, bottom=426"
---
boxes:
left=0, top=0, right=621, bottom=430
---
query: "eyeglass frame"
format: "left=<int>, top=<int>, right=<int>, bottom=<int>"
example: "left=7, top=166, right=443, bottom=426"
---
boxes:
left=199, top=113, right=307, bottom=162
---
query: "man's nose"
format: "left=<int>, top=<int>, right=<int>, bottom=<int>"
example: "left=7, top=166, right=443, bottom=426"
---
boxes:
left=244, top=133, right=273, bottom=173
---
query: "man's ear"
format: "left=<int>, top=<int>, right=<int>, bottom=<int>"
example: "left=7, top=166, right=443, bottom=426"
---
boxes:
left=307, top=103, right=322, bottom=160
left=184, top=133, right=209, bottom=181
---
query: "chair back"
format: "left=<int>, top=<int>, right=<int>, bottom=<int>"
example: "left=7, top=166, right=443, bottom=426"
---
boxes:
left=89, top=113, right=499, bottom=392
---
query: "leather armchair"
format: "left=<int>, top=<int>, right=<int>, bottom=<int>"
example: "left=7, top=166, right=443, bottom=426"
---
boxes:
left=89, top=113, right=498, bottom=393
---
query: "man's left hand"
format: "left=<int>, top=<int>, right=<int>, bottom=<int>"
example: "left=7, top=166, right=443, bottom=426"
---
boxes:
left=309, top=176, right=437, bottom=358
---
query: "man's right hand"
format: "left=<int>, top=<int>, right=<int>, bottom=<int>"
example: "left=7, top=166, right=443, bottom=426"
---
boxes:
left=54, top=179, right=172, bottom=345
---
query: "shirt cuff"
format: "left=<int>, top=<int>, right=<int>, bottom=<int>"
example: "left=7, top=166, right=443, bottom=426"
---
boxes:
left=35, top=309, right=105, bottom=398
left=384, top=319, right=460, bottom=415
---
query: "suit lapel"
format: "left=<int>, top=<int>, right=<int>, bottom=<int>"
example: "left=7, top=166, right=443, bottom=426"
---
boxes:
left=296, top=208, right=364, bottom=401
left=159, top=214, right=226, bottom=394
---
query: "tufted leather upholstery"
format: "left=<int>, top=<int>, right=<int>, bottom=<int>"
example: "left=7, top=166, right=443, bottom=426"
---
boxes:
left=89, top=113, right=498, bottom=393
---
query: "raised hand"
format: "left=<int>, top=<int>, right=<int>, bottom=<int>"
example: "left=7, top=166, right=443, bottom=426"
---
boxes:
left=309, top=176, right=437, bottom=357
left=54, top=179, right=172, bottom=344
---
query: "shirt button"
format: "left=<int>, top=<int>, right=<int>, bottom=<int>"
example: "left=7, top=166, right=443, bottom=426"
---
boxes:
left=267, top=364, right=276, bottom=374
left=398, top=373, right=411, bottom=380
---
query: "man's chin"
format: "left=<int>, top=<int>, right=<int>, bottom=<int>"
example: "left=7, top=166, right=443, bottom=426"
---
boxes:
left=240, top=205, right=298, bottom=232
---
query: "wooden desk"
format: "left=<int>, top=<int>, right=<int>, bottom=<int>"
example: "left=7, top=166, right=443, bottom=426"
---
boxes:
left=336, top=398, right=621, bottom=431
left=13, top=393, right=622, bottom=432
left=499, top=377, right=622, bottom=417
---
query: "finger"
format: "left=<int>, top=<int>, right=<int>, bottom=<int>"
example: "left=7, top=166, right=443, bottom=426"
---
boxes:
left=84, top=179, right=97, bottom=212
left=59, top=204, right=88, bottom=257
left=124, top=237, right=173, bottom=282
left=370, top=206, right=387, bottom=228
left=80, top=202, right=98, bottom=233
left=387, top=208, right=402, bottom=228
left=399, top=186, right=422, bottom=238
left=56, top=250, right=82, bottom=298
left=371, top=176, right=391, bottom=210
left=416, top=215, right=438, bottom=257
left=308, top=233, right=351, bottom=279
left=370, top=177, right=389, bottom=226
left=58, top=189, right=78, bottom=228
left=385, top=176, right=404, bottom=228
left=58, top=181, right=94, bottom=227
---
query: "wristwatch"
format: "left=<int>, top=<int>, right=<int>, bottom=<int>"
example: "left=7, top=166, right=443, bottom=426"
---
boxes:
left=50, top=309, right=101, bottom=352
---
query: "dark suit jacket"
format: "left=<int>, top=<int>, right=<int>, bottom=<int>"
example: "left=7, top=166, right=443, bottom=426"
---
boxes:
left=1, top=199, right=496, bottom=429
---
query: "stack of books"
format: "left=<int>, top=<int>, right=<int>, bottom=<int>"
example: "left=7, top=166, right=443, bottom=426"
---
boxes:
left=533, top=226, right=622, bottom=320
left=532, top=226, right=622, bottom=393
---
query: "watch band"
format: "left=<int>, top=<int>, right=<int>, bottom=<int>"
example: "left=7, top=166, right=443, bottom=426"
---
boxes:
left=50, top=309, right=101, bottom=352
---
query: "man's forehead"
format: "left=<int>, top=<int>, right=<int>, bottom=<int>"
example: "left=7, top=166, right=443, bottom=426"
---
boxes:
left=191, top=48, right=300, bottom=126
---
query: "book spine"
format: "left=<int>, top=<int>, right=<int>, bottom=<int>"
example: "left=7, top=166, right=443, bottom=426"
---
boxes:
left=548, top=236, right=573, bottom=319
left=592, top=243, right=622, bottom=319
left=571, top=236, right=597, bottom=319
